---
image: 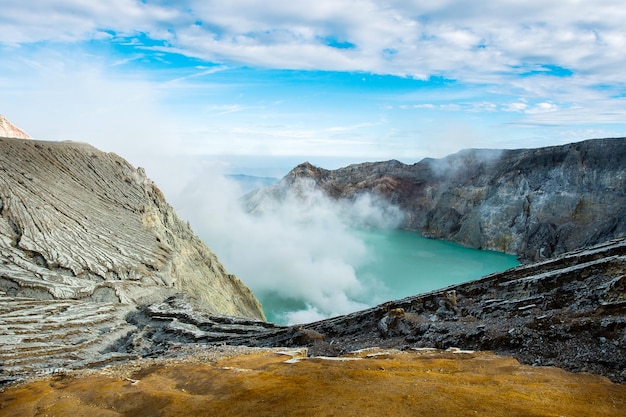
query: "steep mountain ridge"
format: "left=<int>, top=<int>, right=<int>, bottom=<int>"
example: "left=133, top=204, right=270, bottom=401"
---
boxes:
left=1, top=128, right=624, bottom=388
left=0, top=134, right=267, bottom=383
left=247, top=138, right=626, bottom=261
left=0, top=136, right=263, bottom=318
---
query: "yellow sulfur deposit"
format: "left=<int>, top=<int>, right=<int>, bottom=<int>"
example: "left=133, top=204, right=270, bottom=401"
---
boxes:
left=2, top=348, right=624, bottom=417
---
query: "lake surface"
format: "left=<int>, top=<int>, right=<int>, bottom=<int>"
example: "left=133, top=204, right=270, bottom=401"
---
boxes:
left=259, top=229, right=520, bottom=324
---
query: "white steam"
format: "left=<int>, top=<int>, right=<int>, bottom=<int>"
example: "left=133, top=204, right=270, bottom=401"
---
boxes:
left=174, top=162, right=403, bottom=325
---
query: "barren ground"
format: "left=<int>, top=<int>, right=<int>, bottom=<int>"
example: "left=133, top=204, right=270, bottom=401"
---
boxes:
left=1, top=346, right=624, bottom=417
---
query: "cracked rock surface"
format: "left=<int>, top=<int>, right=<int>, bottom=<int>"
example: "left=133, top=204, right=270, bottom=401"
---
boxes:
left=292, top=237, right=626, bottom=383
left=79, top=238, right=626, bottom=384
left=0, top=136, right=263, bottom=318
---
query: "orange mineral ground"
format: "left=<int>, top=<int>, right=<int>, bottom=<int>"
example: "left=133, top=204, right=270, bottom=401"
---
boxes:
left=1, top=347, right=625, bottom=417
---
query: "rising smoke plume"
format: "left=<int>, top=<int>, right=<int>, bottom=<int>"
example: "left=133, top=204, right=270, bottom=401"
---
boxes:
left=175, top=162, right=403, bottom=324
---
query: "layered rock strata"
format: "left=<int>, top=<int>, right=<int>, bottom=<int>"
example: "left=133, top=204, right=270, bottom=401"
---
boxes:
left=246, top=138, right=626, bottom=261
left=1, top=131, right=624, bottom=387
left=0, top=135, right=265, bottom=383
left=0, top=136, right=263, bottom=317
left=296, top=237, right=626, bottom=383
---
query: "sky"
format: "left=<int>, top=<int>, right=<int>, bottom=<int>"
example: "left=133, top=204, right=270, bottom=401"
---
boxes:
left=2, top=1, right=625, bottom=323
left=1, top=0, right=626, bottom=184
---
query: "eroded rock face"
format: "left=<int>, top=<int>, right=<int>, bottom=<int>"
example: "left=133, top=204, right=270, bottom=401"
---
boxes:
left=0, top=136, right=267, bottom=384
left=0, top=137, right=263, bottom=319
left=295, top=237, right=626, bottom=383
left=246, top=138, right=626, bottom=261
left=1, top=132, right=624, bottom=387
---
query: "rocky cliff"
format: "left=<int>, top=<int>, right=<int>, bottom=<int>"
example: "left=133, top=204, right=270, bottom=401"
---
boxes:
left=1, top=131, right=625, bottom=388
left=246, top=138, right=626, bottom=261
left=0, top=136, right=263, bottom=318
left=0, top=135, right=265, bottom=383
left=299, top=237, right=626, bottom=382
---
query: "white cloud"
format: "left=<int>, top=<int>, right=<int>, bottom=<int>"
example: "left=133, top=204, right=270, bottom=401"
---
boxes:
left=412, top=104, right=435, bottom=109
left=1, top=0, right=624, bottom=162
left=0, top=46, right=180, bottom=168
left=502, top=102, right=528, bottom=112
left=525, top=102, right=558, bottom=114
left=325, top=121, right=383, bottom=133
left=2, top=1, right=625, bottom=84
left=0, top=0, right=181, bottom=44
left=204, top=104, right=247, bottom=116
left=517, top=104, right=626, bottom=126
left=3, top=3, right=625, bottom=117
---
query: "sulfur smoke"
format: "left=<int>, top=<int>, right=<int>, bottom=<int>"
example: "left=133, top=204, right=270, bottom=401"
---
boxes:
left=174, top=162, right=403, bottom=324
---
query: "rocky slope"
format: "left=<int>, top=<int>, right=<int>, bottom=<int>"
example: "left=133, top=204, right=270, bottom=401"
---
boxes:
left=300, top=237, right=626, bottom=382
left=112, top=237, right=626, bottom=383
left=0, top=135, right=264, bottom=383
left=1, top=129, right=624, bottom=389
left=246, top=138, right=626, bottom=261
left=0, top=115, right=31, bottom=139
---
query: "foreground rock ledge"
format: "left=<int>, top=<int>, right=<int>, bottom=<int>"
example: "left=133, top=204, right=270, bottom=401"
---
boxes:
left=0, top=135, right=264, bottom=384
left=1, top=347, right=624, bottom=417
left=57, top=237, right=623, bottom=386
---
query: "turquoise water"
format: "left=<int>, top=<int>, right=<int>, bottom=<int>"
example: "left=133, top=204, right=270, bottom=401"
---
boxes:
left=259, top=229, right=519, bottom=324
left=353, top=229, right=519, bottom=301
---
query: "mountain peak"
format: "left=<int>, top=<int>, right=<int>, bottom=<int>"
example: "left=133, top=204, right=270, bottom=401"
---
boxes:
left=0, top=114, right=32, bottom=139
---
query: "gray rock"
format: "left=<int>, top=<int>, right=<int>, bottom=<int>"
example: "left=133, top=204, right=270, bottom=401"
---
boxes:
left=0, top=136, right=265, bottom=383
left=245, top=138, right=626, bottom=261
left=0, top=136, right=263, bottom=318
left=290, top=237, right=626, bottom=383
left=2, top=132, right=624, bottom=387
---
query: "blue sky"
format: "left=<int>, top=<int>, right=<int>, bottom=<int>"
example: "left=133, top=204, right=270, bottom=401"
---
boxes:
left=1, top=1, right=625, bottom=182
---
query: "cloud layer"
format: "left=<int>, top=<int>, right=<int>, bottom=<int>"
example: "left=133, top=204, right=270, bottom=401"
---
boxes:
left=0, top=1, right=624, bottom=167
left=3, top=1, right=625, bottom=83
